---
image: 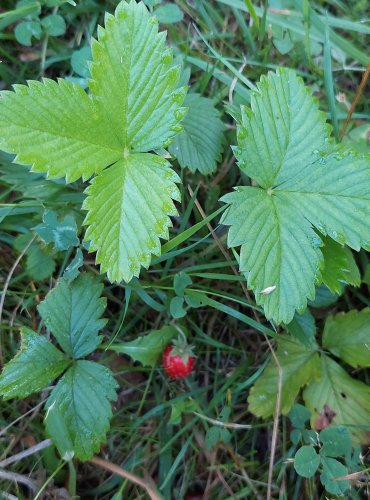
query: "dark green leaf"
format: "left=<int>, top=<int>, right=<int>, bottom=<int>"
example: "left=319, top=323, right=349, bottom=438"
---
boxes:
left=38, top=273, right=107, bottom=358
left=320, top=426, right=352, bottom=457
left=63, top=248, right=84, bottom=282
left=35, top=210, right=79, bottom=250
left=155, top=3, right=183, bottom=23
left=286, top=310, right=316, bottom=347
left=288, top=403, right=311, bottom=430
left=0, top=328, right=68, bottom=399
left=173, top=272, right=192, bottom=297
left=14, top=20, right=42, bottom=46
left=45, top=360, right=117, bottom=461
left=170, top=296, right=187, bottom=318
left=294, top=445, right=321, bottom=478
left=320, top=457, right=350, bottom=495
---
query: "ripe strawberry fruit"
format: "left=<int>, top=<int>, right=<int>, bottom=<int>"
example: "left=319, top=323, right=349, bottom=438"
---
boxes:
left=163, top=339, right=195, bottom=380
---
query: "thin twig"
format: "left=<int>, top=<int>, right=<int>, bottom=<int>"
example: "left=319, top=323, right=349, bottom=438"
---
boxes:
left=90, top=456, right=162, bottom=500
left=0, top=469, right=37, bottom=493
left=229, top=59, right=247, bottom=104
left=0, top=235, right=36, bottom=366
left=339, top=62, right=370, bottom=141
left=188, top=186, right=282, bottom=500
left=0, top=439, right=52, bottom=468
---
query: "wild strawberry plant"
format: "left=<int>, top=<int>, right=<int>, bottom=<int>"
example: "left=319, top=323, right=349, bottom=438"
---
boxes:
left=0, top=0, right=369, bottom=490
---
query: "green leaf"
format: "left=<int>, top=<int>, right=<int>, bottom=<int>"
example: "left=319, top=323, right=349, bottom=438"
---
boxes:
left=0, top=78, right=122, bottom=182
left=248, top=336, right=320, bottom=418
left=14, top=233, right=56, bottom=281
left=320, top=457, right=350, bottom=495
left=320, top=236, right=360, bottom=294
left=294, top=445, right=321, bottom=478
left=0, top=327, right=68, bottom=400
left=155, top=3, right=184, bottom=24
left=303, top=355, right=370, bottom=443
left=205, top=426, right=231, bottom=450
left=170, top=296, right=187, bottom=318
left=1, top=1, right=186, bottom=283
left=109, top=325, right=177, bottom=367
left=173, top=272, right=192, bottom=297
left=309, top=285, right=340, bottom=308
left=14, top=20, right=42, bottom=46
left=41, top=14, right=66, bottom=36
left=83, top=154, right=180, bottom=282
left=45, top=360, right=117, bottom=461
left=35, top=210, right=79, bottom=250
left=89, top=1, right=186, bottom=151
left=286, top=309, right=316, bottom=348
left=63, top=248, right=84, bottom=282
left=70, top=46, right=92, bottom=78
left=320, top=426, right=352, bottom=457
left=169, top=93, right=225, bottom=174
left=288, top=403, right=311, bottom=430
left=169, top=398, right=196, bottom=425
left=221, top=68, right=370, bottom=324
left=322, top=309, right=370, bottom=368
left=38, top=273, right=107, bottom=359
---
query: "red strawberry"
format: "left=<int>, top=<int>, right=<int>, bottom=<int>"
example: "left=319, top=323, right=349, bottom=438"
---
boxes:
left=163, top=338, right=195, bottom=380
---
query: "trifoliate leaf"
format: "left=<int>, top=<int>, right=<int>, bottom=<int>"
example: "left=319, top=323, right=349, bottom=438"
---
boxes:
left=320, top=457, right=350, bottom=495
left=0, top=1, right=187, bottom=283
left=303, top=355, right=370, bottom=443
left=248, top=336, right=320, bottom=418
left=319, top=426, right=352, bottom=457
left=221, top=68, right=370, bottom=324
left=0, top=328, right=68, bottom=399
left=82, top=154, right=180, bottom=282
left=169, top=93, right=225, bottom=174
left=45, top=360, right=118, bottom=460
left=110, top=325, right=177, bottom=367
left=320, top=236, right=360, bottom=294
left=173, top=272, right=192, bottom=297
left=35, top=210, right=79, bottom=250
left=294, top=446, right=321, bottom=478
left=38, top=273, right=107, bottom=359
left=322, top=309, right=370, bottom=368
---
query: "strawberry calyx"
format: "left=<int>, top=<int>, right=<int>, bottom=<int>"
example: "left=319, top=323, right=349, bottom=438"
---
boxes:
left=169, top=336, right=195, bottom=364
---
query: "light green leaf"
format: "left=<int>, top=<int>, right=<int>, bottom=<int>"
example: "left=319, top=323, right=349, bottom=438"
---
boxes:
left=294, top=446, right=321, bottom=478
left=221, top=68, right=370, bottom=323
left=322, top=309, right=370, bottom=368
left=83, top=154, right=180, bottom=282
left=109, top=325, right=177, bottom=367
left=0, top=78, right=122, bottom=182
left=38, top=273, right=107, bottom=359
left=320, top=426, right=352, bottom=457
left=0, top=327, right=68, bottom=399
left=248, top=336, right=320, bottom=418
left=0, top=1, right=187, bottom=284
left=35, top=210, right=79, bottom=250
left=320, top=457, right=350, bottom=495
left=320, top=236, right=360, bottom=294
left=45, top=360, right=118, bottom=461
left=303, top=355, right=370, bottom=443
left=169, top=93, right=225, bottom=174
left=89, top=1, right=186, bottom=151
